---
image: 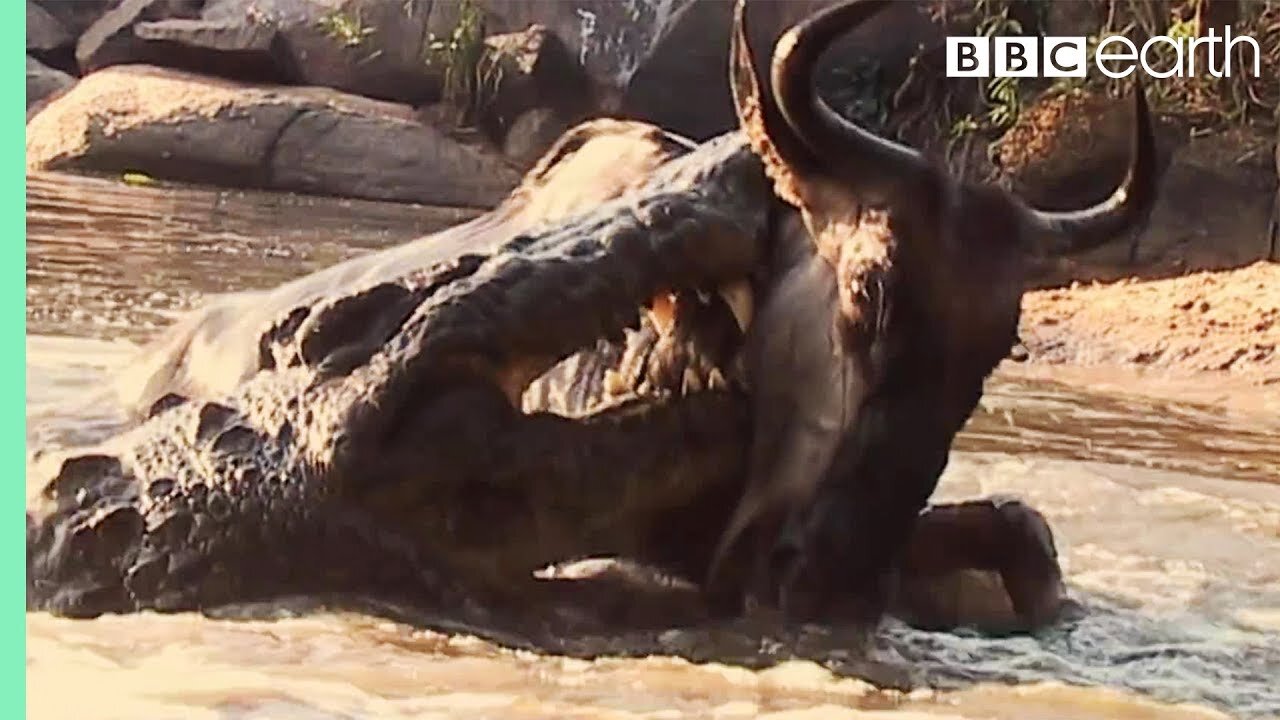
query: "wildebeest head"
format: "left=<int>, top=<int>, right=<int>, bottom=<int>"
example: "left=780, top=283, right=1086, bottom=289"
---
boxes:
left=710, top=0, right=1159, bottom=621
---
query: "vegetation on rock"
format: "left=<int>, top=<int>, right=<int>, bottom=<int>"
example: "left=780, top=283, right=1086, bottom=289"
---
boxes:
left=424, top=0, right=505, bottom=129
left=317, top=10, right=376, bottom=49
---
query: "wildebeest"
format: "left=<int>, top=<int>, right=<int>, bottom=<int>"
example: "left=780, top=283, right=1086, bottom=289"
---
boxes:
left=706, top=0, right=1158, bottom=623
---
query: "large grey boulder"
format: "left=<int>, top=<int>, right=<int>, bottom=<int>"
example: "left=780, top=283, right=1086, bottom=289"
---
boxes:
left=26, top=65, right=521, bottom=208
left=997, top=87, right=1280, bottom=279
left=76, top=0, right=290, bottom=83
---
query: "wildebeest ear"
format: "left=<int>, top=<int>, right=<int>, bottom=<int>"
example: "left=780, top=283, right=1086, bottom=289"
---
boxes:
left=729, top=0, right=812, bottom=209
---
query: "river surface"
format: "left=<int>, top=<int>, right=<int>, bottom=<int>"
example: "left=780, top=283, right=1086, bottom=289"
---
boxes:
left=25, top=171, right=1280, bottom=720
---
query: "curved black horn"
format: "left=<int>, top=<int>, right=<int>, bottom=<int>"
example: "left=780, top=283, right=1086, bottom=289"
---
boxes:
left=769, top=0, right=931, bottom=188
left=1026, top=81, right=1159, bottom=256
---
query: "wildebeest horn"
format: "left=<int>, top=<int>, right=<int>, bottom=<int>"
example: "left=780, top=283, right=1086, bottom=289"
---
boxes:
left=1023, top=81, right=1158, bottom=257
left=759, top=0, right=1159, bottom=255
left=768, top=0, right=930, bottom=190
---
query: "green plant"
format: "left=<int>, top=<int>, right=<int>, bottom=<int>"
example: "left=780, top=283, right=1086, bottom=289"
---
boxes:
left=317, top=10, right=374, bottom=49
left=905, top=0, right=1034, bottom=156
left=973, top=0, right=1028, bottom=132
left=424, top=0, right=506, bottom=127
left=948, top=114, right=982, bottom=140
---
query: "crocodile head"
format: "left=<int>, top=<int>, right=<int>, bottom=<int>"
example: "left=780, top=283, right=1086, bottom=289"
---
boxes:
left=26, top=121, right=775, bottom=627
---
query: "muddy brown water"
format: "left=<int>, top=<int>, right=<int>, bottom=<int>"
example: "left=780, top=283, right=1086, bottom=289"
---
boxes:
left=25, top=171, right=1280, bottom=719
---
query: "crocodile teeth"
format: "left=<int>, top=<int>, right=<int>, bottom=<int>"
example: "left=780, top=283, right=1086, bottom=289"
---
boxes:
left=718, top=280, right=753, bottom=333
left=646, top=291, right=678, bottom=336
left=604, top=369, right=629, bottom=396
left=681, top=367, right=704, bottom=394
left=707, top=368, right=728, bottom=391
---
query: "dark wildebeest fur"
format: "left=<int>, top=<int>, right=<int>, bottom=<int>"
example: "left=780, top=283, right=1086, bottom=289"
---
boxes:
left=706, top=0, right=1158, bottom=624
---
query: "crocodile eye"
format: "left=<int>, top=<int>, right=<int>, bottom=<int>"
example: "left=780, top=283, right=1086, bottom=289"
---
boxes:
left=146, top=393, right=188, bottom=419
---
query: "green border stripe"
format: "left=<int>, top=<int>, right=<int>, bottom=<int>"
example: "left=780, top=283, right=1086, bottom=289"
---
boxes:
left=11, top=0, right=28, bottom=714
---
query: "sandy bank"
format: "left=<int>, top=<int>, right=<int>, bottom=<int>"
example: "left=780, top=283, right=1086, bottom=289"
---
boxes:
left=1013, top=262, right=1280, bottom=419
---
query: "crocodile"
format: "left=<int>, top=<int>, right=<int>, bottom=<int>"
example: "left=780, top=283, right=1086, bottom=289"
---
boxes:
left=26, top=0, right=1155, bottom=646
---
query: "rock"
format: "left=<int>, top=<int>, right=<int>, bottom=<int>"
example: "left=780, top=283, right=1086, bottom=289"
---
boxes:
left=430, top=0, right=972, bottom=143
left=62, top=0, right=671, bottom=110
left=1040, top=0, right=1104, bottom=37
left=1000, top=88, right=1279, bottom=281
left=251, top=0, right=441, bottom=104
left=474, top=25, right=593, bottom=148
left=501, top=107, right=571, bottom=170
left=26, top=56, right=75, bottom=115
left=27, top=1, right=72, bottom=54
left=267, top=104, right=517, bottom=206
left=74, top=0, right=445, bottom=104
left=442, top=0, right=689, bottom=96
left=28, top=1, right=77, bottom=75
left=49, top=0, right=950, bottom=142
left=131, top=19, right=292, bottom=81
left=32, top=0, right=112, bottom=40
left=1134, top=130, right=1278, bottom=271
left=26, top=65, right=521, bottom=208
left=995, top=87, right=1177, bottom=279
left=87, top=12, right=294, bottom=84
left=619, top=0, right=735, bottom=142
left=76, top=0, right=206, bottom=73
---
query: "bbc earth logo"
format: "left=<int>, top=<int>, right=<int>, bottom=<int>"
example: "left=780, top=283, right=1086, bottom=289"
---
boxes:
left=946, top=28, right=1263, bottom=79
